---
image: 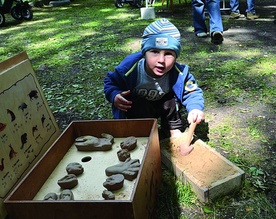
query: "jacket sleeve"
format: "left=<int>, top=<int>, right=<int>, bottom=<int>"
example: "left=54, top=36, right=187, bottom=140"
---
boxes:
left=103, top=52, right=143, bottom=119
left=104, top=69, right=125, bottom=104
left=104, top=51, right=143, bottom=104
left=173, top=64, right=204, bottom=112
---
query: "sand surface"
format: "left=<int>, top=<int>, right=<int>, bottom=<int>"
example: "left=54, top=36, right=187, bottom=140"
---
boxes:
left=34, top=137, right=148, bottom=200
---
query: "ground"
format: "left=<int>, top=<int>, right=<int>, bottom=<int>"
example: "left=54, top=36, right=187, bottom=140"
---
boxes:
left=10, top=0, right=274, bottom=217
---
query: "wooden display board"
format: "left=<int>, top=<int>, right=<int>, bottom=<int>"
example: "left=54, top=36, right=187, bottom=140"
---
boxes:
left=0, top=52, right=60, bottom=219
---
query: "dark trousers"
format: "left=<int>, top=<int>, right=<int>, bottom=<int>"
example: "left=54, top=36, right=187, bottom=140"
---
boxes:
left=126, top=92, right=184, bottom=131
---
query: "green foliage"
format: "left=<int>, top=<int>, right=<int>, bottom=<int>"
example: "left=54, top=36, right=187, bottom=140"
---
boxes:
left=203, top=206, right=213, bottom=214
left=154, top=170, right=198, bottom=219
left=248, top=167, right=268, bottom=191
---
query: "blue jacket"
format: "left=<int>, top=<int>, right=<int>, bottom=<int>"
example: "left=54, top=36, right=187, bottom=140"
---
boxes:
left=104, top=51, right=204, bottom=119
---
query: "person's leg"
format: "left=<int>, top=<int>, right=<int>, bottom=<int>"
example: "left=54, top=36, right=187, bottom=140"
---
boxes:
left=160, top=94, right=184, bottom=137
left=192, top=0, right=208, bottom=35
left=206, top=0, right=223, bottom=33
left=230, top=0, right=239, bottom=13
left=160, top=95, right=194, bottom=155
left=126, top=93, right=184, bottom=138
left=206, top=0, right=223, bottom=44
left=246, top=0, right=256, bottom=14
left=229, top=0, right=243, bottom=19
left=246, top=0, right=258, bottom=19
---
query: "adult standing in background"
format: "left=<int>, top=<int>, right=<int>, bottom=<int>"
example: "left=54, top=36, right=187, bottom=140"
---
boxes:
left=229, top=0, right=258, bottom=20
left=192, top=0, right=224, bottom=45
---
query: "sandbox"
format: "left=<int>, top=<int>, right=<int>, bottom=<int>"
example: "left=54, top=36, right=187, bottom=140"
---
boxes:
left=160, top=132, right=245, bottom=202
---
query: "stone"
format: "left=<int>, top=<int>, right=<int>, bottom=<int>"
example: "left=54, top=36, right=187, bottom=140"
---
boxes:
left=102, top=190, right=115, bottom=200
left=105, top=158, right=140, bottom=181
left=75, top=135, right=113, bottom=151
left=60, top=189, right=74, bottom=200
left=120, top=136, right=137, bottom=151
left=57, top=174, right=78, bottom=189
left=66, top=162, right=84, bottom=176
left=103, top=174, right=124, bottom=191
left=44, top=193, right=58, bottom=200
left=101, top=133, right=114, bottom=144
left=117, top=149, right=130, bottom=161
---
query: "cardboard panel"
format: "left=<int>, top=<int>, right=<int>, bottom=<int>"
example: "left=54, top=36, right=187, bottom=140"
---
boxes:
left=0, top=52, right=60, bottom=219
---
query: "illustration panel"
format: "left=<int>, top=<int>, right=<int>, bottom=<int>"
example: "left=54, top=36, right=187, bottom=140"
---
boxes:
left=0, top=52, right=60, bottom=219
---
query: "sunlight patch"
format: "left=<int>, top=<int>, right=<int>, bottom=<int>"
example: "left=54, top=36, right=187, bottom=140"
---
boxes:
left=121, top=37, right=141, bottom=53
left=107, top=13, right=138, bottom=20
left=100, top=9, right=113, bottom=12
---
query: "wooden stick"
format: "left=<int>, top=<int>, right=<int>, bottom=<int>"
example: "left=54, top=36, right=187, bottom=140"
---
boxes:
left=185, top=122, right=197, bottom=146
left=180, top=122, right=197, bottom=156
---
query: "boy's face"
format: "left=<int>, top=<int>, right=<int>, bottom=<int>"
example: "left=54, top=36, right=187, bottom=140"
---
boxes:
left=144, top=49, right=176, bottom=78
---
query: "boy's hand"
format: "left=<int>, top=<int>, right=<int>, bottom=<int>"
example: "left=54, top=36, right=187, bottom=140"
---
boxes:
left=114, top=90, right=132, bottom=112
left=187, top=109, right=204, bottom=124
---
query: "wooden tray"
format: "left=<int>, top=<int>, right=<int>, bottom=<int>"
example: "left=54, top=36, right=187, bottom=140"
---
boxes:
left=160, top=132, right=245, bottom=202
left=4, top=119, right=162, bottom=219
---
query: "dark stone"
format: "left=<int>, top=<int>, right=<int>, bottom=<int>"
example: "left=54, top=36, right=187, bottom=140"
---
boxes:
left=117, top=148, right=130, bottom=161
left=58, top=174, right=78, bottom=189
left=103, top=174, right=124, bottom=191
left=120, top=136, right=137, bottom=151
left=66, top=162, right=84, bottom=175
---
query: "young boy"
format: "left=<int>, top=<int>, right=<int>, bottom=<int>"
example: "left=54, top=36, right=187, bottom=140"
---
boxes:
left=104, top=18, right=204, bottom=155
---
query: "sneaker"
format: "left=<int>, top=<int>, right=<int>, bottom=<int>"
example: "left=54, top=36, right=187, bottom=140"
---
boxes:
left=196, top=32, right=208, bottom=38
left=229, top=12, right=245, bottom=19
left=211, top=31, right=223, bottom=45
left=246, top=12, right=259, bottom=20
left=230, top=12, right=241, bottom=19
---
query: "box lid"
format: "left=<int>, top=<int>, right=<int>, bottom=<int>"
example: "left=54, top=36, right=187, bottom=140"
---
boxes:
left=0, top=52, right=60, bottom=218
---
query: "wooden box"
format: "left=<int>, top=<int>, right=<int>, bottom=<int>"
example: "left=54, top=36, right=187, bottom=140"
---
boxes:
left=160, top=133, right=245, bottom=202
left=4, top=119, right=162, bottom=219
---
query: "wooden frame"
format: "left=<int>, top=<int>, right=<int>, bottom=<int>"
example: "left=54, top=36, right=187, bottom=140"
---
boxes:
left=4, top=119, right=162, bottom=219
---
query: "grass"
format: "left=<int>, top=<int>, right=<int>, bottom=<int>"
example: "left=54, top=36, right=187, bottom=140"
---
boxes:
left=1, top=0, right=275, bottom=218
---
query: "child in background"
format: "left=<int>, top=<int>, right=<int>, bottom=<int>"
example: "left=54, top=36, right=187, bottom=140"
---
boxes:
left=104, top=18, right=205, bottom=155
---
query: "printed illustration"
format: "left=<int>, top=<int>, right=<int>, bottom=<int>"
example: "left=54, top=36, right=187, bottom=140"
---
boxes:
left=0, top=73, right=58, bottom=198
